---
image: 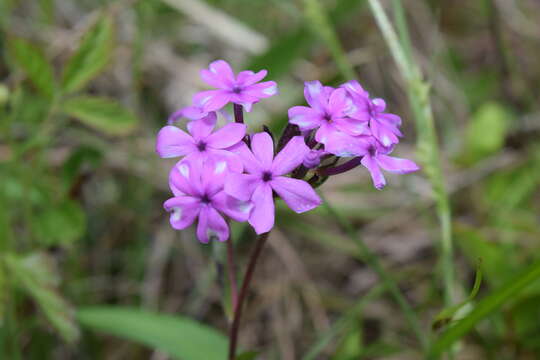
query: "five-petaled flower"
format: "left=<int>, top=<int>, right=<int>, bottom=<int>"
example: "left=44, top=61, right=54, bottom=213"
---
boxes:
left=164, top=160, right=252, bottom=243
left=225, top=133, right=322, bottom=234
left=195, top=60, right=278, bottom=113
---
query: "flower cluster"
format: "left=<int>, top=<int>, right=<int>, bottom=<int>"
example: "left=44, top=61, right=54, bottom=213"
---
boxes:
left=156, top=60, right=419, bottom=243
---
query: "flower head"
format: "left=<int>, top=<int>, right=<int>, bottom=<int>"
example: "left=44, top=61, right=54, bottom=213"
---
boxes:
left=156, top=112, right=246, bottom=172
left=225, top=133, right=322, bottom=234
left=195, top=60, right=278, bottom=113
left=288, top=81, right=369, bottom=145
left=165, top=160, right=252, bottom=243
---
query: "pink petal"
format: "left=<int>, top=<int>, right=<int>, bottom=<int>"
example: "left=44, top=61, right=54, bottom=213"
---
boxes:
left=328, top=88, right=352, bottom=116
left=250, top=132, right=274, bottom=170
left=323, top=132, right=370, bottom=157
left=167, top=105, right=206, bottom=124
left=378, top=113, right=402, bottom=127
left=207, top=148, right=244, bottom=173
left=376, top=154, right=420, bottom=174
left=200, top=60, right=235, bottom=89
left=370, top=120, right=399, bottom=147
left=271, top=136, right=309, bottom=176
left=169, top=160, right=200, bottom=196
left=200, top=158, right=228, bottom=196
left=212, top=191, right=253, bottom=222
left=206, top=123, right=246, bottom=149
left=236, top=70, right=267, bottom=87
left=163, top=196, right=201, bottom=230
left=314, top=122, right=337, bottom=144
left=187, top=112, right=217, bottom=140
left=304, top=80, right=326, bottom=111
left=196, top=206, right=229, bottom=243
left=243, top=81, right=278, bottom=99
left=156, top=126, right=195, bottom=158
left=193, top=90, right=231, bottom=112
left=333, top=117, right=370, bottom=136
left=372, top=98, right=386, bottom=112
left=361, top=155, right=386, bottom=190
left=288, top=106, right=322, bottom=131
left=227, top=142, right=263, bottom=175
left=224, top=173, right=260, bottom=201
left=270, top=176, right=321, bottom=213
left=341, top=80, right=368, bottom=98
left=248, top=183, right=274, bottom=234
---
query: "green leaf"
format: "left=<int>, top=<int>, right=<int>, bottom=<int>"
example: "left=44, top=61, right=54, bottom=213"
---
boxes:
left=77, top=306, right=228, bottom=360
left=61, top=16, right=114, bottom=93
left=3, top=253, right=79, bottom=342
left=32, top=199, right=86, bottom=246
left=460, top=102, right=511, bottom=165
left=236, top=351, right=259, bottom=360
left=62, top=96, right=138, bottom=135
left=0, top=262, right=6, bottom=326
left=429, top=258, right=540, bottom=358
left=7, top=37, right=55, bottom=96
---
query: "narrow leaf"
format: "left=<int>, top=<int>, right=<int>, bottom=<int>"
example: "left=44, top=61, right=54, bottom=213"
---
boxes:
left=77, top=306, right=227, bottom=360
left=430, top=259, right=540, bottom=357
left=7, top=37, right=55, bottom=96
left=62, top=96, right=138, bottom=135
left=61, top=16, right=114, bottom=93
left=4, top=253, right=79, bottom=342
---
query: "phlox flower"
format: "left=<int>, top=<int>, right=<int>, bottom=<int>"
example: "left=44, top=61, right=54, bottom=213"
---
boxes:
left=195, top=60, right=278, bottom=113
left=225, top=133, right=322, bottom=234
left=342, top=80, right=403, bottom=147
left=156, top=112, right=246, bottom=172
left=164, top=160, right=253, bottom=243
left=288, top=80, right=369, bottom=145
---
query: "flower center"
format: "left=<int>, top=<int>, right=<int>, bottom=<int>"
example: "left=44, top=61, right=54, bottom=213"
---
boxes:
left=201, top=194, right=211, bottom=204
left=262, top=171, right=273, bottom=182
left=368, top=146, right=377, bottom=156
left=232, top=86, right=242, bottom=94
left=197, top=141, right=207, bottom=152
left=323, top=113, right=332, bottom=122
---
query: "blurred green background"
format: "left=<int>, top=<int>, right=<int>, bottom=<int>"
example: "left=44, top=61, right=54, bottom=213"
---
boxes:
left=1, top=0, right=540, bottom=359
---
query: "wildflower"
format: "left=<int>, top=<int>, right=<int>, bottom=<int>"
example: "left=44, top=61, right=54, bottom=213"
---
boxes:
left=164, top=160, right=252, bottom=243
left=225, top=133, right=321, bottom=234
left=195, top=60, right=278, bottom=113
left=288, top=81, right=369, bottom=145
left=156, top=112, right=246, bottom=172
left=359, top=138, right=419, bottom=190
left=342, top=80, right=402, bottom=147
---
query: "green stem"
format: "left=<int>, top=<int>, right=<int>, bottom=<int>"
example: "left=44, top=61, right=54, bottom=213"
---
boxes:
left=303, top=0, right=356, bottom=80
left=320, top=194, right=429, bottom=351
left=368, top=0, right=455, bottom=308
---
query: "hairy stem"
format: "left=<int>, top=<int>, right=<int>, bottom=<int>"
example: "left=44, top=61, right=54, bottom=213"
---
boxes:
left=317, top=157, right=362, bottom=176
left=228, top=232, right=269, bottom=360
left=233, top=103, right=244, bottom=124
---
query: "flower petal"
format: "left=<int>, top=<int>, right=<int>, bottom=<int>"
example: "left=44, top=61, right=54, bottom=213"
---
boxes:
left=333, top=117, right=370, bottom=136
left=248, top=183, right=274, bottom=234
left=271, top=136, right=309, bottom=176
left=206, top=123, right=247, bottom=149
left=372, top=98, right=386, bottom=112
left=370, top=119, right=400, bottom=147
left=206, top=148, right=244, bottom=173
left=193, top=90, right=231, bottom=112
left=304, top=80, right=326, bottom=111
left=271, top=176, right=321, bottom=213
left=167, top=105, right=206, bottom=124
left=288, top=106, right=322, bottom=131
left=156, top=126, right=195, bottom=158
left=323, top=132, right=370, bottom=157
left=227, top=142, right=263, bottom=174
left=243, top=81, right=278, bottom=99
left=328, top=88, right=352, bottom=116
left=361, top=154, right=386, bottom=190
left=196, top=206, right=229, bottom=243
left=224, top=173, right=260, bottom=201
left=250, top=132, right=274, bottom=170
left=236, top=70, right=267, bottom=87
left=200, top=60, right=235, bottom=89
left=212, top=191, right=252, bottom=222
left=163, top=196, right=200, bottom=230
left=186, top=112, right=217, bottom=140
left=376, top=154, right=419, bottom=174
left=169, top=160, right=200, bottom=196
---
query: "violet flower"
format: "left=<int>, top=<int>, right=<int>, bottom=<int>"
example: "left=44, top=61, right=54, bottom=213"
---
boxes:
left=195, top=60, right=278, bottom=113
left=342, top=80, right=403, bottom=147
left=359, top=138, right=420, bottom=190
left=288, top=81, right=369, bottom=144
left=225, top=133, right=322, bottom=234
left=156, top=112, right=246, bottom=172
left=164, top=160, right=252, bottom=243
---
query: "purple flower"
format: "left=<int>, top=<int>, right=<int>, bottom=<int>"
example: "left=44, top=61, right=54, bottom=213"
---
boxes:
left=303, top=149, right=328, bottom=169
left=164, top=160, right=253, bottom=243
left=156, top=112, right=246, bottom=172
left=359, top=138, right=419, bottom=190
left=225, top=133, right=322, bottom=234
left=342, top=80, right=402, bottom=147
left=288, top=81, right=369, bottom=144
left=194, top=60, right=278, bottom=113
